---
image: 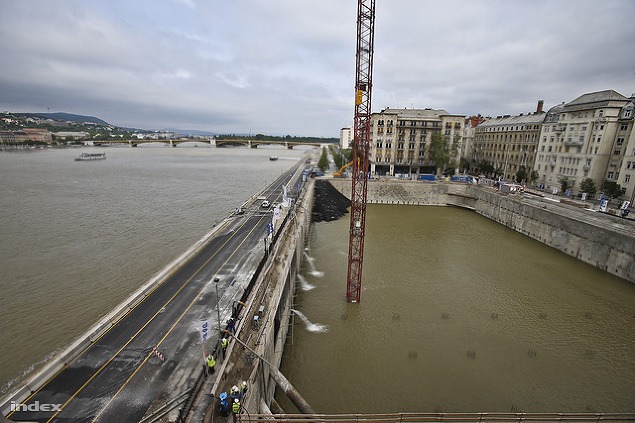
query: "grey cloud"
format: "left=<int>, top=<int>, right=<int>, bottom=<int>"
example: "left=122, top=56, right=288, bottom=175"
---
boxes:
left=1, top=0, right=634, bottom=136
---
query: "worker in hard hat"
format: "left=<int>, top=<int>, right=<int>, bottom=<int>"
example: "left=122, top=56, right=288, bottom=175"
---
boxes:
left=206, top=353, right=216, bottom=375
left=229, top=384, right=240, bottom=402
left=232, top=398, right=241, bottom=422
left=240, top=381, right=248, bottom=399
left=221, top=338, right=228, bottom=358
left=226, top=317, right=236, bottom=334
left=218, top=392, right=230, bottom=417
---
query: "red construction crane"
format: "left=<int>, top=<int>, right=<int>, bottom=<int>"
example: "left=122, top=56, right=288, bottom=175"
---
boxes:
left=346, top=0, right=376, bottom=303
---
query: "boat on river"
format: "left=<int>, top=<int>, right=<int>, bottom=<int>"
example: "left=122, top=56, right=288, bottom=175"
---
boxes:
left=75, top=152, right=106, bottom=161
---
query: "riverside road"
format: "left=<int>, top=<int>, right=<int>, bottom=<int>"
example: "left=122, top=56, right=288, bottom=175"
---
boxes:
left=6, top=159, right=307, bottom=423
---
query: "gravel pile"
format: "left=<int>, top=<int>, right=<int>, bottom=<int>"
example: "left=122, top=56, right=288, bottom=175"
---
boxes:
left=312, top=179, right=350, bottom=222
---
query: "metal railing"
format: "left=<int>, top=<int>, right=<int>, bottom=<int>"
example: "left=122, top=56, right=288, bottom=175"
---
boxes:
left=239, top=413, right=635, bottom=423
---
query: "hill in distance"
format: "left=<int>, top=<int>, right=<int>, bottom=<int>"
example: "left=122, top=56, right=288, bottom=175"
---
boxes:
left=17, top=112, right=110, bottom=126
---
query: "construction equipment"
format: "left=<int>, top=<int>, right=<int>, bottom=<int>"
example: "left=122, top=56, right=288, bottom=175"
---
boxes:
left=346, top=0, right=376, bottom=303
left=333, top=161, right=353, bottom=177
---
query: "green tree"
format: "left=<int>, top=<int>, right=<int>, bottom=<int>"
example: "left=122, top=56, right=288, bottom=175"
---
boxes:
left=579, top=178, right=597, bottom=197
left=515, top=166, right=528, bottom=184
left=478, top=160, right=494, bottom=177
left=529, top=169, right=539, bottom=185
left=428, top=132, right=460, bottom=176
left=317, top=147, right=329, bottom=172
left=601, top=180, right=623, bottom=200
left=559, top=176, right=570, bottom=194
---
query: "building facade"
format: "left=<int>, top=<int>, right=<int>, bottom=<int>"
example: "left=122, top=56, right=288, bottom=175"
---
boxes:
left=22, top=128, right=53, bottom=143
left=534, top=90, right=629, bottom=196
left=463, top=115, right=485, bottom=168
left=473, top=101, right=546, bottom=182
left=369, top=108, right=464, bottom=177
left=614, top=99, right=635, bottom=204
left=340, top=126, right=353, bottom=149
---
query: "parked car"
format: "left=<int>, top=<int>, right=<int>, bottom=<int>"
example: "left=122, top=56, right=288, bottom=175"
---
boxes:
left=261, top=200, right=271, bottom=208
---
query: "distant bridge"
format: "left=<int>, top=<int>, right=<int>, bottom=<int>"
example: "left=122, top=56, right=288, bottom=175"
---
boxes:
left=92, top=139, right=213, bottom=147
left=214, top=139, right=323, bottom=149
left=91, top=139, right=324, bottom=148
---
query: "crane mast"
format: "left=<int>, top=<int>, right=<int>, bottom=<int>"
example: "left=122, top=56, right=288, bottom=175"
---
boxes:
left=346, top=0, right=375, bottom=303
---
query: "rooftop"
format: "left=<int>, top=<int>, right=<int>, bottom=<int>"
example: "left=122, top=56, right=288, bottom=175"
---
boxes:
left=377, top=108, right=453, bottom=119
left=477, top=112, right=546, bottom=128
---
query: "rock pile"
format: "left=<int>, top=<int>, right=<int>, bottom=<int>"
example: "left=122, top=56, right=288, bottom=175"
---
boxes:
left=312, top=179, right=350, bottom=222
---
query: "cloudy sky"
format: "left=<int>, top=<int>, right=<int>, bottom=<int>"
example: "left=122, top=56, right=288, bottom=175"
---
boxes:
left=1, top=0, right=634, bottom=137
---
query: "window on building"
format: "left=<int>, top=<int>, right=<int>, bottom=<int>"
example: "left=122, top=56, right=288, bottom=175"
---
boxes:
left=599, top=110, right=604, bottom=117
left=608, top=172, right=614, bottom=179
left=620, top=124, right=629, bottom=131
left=614, top=149, right=621, bottom=155
left=625, top=174, right=631, bottom=183
left=624, top=109, right=632, bottom=118
left=617, top=137, right=624, bottom=146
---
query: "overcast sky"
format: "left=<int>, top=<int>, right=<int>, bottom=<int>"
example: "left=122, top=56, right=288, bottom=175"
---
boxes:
left=1, top=0, right=634, bottom=137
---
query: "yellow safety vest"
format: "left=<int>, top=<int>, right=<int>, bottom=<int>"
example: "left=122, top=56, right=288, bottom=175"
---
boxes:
left=221, top=339, right=228, bottom=348
left=207, top=356, right=216, bottom=368
left=232, top=401, right=240, bottom=413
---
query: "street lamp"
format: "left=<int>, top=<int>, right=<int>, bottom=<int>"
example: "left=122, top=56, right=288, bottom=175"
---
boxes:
left=214, top=277, right=222, bottom=340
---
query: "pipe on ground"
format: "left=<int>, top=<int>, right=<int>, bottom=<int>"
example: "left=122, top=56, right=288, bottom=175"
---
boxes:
left=225, top=331, right=316, bottom=414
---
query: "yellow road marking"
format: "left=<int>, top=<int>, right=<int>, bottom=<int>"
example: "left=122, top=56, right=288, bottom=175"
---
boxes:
left=8, top=170, right=290, bottom=421
left=5, top=216, right=235, bottom=419
left=39, top=218, right=254, bottom=422
left=90, top=212, right=271, bottom=422
left=49, top=187, right=284, bottom=422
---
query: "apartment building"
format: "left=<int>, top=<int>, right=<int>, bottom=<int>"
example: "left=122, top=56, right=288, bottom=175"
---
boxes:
left=369, top=108, right=464, bottom=176
left=614, top=99, right=635, bottom=203
left=534, top=90, right=630, bottom=196
left=473, top=101, right=546, bottom=182
left=22, top=128, right=53, bottom=143
left=340, top=126, right=353, bottom=149
left=463, top=115, right=485, bottom=165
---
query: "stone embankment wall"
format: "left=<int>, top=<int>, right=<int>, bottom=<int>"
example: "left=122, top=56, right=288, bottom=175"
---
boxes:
left=328, top=178, right=635, bottom=284
left=207, top=179, right=315, bottom=419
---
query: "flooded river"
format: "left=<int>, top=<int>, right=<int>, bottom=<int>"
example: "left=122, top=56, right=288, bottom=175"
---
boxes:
left=279, top=204, right=635, bottom=413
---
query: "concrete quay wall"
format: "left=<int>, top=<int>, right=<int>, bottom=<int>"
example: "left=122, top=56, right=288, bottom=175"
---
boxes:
left=207, top=179, right=315, bottom=418
left=328, top=178, right=635, bottom=284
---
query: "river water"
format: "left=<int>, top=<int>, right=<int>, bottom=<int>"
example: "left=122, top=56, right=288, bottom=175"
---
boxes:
left=279, top=205, right=635, bottom=413
left=0, top=145, right=308, bottom=398
left=2, top=148, right=634, bottom=413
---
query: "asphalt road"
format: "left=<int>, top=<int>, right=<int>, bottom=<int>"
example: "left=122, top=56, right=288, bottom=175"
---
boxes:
left=6, top=159, right=308, bottom=423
